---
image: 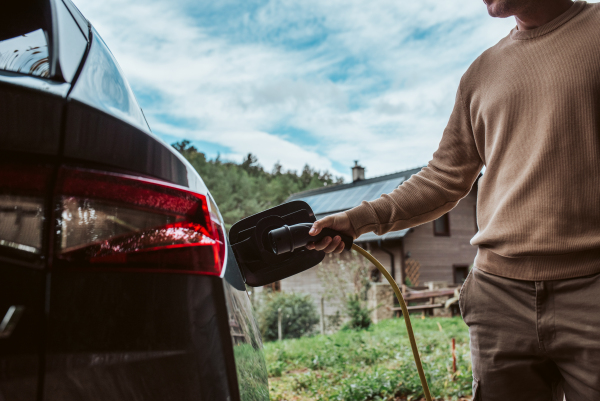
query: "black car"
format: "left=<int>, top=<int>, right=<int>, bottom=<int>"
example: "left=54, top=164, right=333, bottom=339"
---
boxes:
left=0, top=1, right=270, bottom=399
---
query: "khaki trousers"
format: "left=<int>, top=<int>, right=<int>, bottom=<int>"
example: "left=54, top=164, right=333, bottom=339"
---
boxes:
left=459, top=267, right=600, bottom=401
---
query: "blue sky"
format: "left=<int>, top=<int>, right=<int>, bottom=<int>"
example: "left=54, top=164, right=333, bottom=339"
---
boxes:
left=76, top=0, right=536, bottom=181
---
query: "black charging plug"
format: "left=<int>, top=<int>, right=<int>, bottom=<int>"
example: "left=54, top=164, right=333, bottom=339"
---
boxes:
left=268, top=223, right=354, bottom=255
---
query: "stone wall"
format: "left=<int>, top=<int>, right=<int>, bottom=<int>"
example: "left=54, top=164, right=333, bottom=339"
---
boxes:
left=367, top=282, right=394, bottom=323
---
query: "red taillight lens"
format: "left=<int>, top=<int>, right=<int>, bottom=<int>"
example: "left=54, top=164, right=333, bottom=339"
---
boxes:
left=55, top=167, right=225, bottom=276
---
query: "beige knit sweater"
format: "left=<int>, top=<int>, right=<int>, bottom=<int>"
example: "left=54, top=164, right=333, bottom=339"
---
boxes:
left=346, top=1, right=600, bottom=281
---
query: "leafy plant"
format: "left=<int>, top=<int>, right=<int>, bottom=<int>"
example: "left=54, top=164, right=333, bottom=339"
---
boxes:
left=257, top=291, right=320, bottom=341
left=326, top=310, right=343, bottom=332
left=343, top=293, right=372, bottom=330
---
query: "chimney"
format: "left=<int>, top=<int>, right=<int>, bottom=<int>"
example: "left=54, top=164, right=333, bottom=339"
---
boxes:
left=352, top=160, right=365, bottom=182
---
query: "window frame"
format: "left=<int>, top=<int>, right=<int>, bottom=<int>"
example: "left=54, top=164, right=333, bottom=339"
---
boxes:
left=264, top=281, right=281, bottom=292
left=453, top=264, right=469, bottom=284
left=433, top=213, right=450, bottom=237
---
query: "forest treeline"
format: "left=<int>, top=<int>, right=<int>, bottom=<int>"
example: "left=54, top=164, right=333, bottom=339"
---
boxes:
left=172, top=140, right=344, bottom=230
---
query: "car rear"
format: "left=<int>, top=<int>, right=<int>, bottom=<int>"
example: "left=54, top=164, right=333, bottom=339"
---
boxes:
left=0, top=1, right=268, bottom=400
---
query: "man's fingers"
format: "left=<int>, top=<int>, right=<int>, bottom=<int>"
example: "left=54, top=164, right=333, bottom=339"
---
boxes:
left=323, top=236, right=341, bottom=253
left=307, top=237, right=345, bottom=253
left=310, top=236, right=332, bottom=251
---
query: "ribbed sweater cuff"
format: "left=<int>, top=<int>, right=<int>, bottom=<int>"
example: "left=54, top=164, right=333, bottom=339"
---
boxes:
left=345, top=201, right=380, bottom=237
left=475, top=247, right=600, bottom=281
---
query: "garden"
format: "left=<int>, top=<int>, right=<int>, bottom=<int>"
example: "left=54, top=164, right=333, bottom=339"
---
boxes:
left=253, top=287, right=472, bottom=401
left=264, top=316, right=472, bottom=401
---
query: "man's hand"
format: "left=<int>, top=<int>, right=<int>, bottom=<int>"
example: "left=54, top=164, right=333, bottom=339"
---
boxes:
left=306, top=212, right=356, bottom=254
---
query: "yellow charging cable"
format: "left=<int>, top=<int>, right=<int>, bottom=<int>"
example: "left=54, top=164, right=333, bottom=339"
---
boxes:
left=352, top=244, right=433, bottom=401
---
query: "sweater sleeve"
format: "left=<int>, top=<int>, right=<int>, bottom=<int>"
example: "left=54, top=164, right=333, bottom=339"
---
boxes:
left=345, top=83, right=484, bottom=237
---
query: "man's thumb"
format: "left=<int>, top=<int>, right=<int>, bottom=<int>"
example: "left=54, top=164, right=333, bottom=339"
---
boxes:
left=310, top=216, right=331, bottom=236
left=309, top=221, right=320, bottom=235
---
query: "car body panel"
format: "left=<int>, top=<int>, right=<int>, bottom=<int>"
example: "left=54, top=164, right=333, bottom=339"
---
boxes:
left=44, top=272, right=233, bottom=401
left=63, top=101, right=190, bottom=187
left=0, top=264, right=45, bottom=401
left=0, top=80, right=65, bottom=155
left=222, top=242, right=269, bottom=401
left=0, top=158, right=53, bottom=401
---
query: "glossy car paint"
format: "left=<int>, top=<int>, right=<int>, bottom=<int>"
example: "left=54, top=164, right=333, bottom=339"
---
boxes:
left=0, top=158, right=53, bottom=401
left=0, top=0, right=269, bottom=399
left=63, top=28, right=190, bottom=187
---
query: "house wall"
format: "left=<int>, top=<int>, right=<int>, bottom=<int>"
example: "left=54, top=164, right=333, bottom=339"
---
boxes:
left=402, top=189, right=478, bottom=284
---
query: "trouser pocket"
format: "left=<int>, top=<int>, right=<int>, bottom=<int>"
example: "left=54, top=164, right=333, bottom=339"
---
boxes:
left=459, top=267, right=474, bottom=321
left=472, top=377, right=480, bottom=400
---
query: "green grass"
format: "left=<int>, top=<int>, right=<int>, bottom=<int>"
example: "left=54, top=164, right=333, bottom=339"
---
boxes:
left=265, top=317, right=472, bottom=401
left=234, top=343, right=270, bottom=401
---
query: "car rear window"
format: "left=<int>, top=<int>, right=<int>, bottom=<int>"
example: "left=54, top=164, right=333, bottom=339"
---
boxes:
left=0, top=0, right=50, bottom=78
left=0, top=29, right=49, bottom=78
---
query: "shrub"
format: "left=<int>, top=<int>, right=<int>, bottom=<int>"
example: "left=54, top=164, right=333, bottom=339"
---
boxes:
left=326, top=310, right=343, bottom=332
left=344, top=293, right=372, bottom=330
left=258, top=292, right=320, bottom=341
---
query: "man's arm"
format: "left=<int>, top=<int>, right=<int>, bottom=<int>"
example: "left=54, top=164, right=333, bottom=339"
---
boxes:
left=308, top=83, right=483, bottom=253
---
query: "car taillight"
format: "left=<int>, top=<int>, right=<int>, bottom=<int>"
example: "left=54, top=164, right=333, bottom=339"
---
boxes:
left=54, top=167, right=225, bottom=276
left=0, top=162, right=52, bottom=256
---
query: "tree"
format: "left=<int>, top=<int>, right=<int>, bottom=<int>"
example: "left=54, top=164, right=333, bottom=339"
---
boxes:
left=171, top=140, right=344, bottom=230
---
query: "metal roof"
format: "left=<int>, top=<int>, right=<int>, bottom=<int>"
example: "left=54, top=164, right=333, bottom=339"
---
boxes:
left=288, top=167, right=423, bottom=216
left=286, top=167, right=424, bottom=242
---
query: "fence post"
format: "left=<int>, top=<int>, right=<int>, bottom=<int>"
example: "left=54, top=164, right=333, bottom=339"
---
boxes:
left=452, top=338, right=456, bottom=373
left=320, top=297, right=325, bottom=334
left=277, top=308, right=282, bottom=341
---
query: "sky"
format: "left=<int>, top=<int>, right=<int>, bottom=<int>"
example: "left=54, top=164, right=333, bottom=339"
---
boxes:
left=75, top=0, right=529, bottom=181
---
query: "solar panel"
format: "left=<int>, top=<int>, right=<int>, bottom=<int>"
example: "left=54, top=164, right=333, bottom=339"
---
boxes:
left=300, top=176, right=406, bottom=216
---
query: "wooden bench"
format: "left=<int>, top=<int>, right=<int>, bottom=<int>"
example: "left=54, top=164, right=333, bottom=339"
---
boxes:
left=392, top=303, right=445, bottom=316
left=402, top=288, right=456, bottom=302
left=391, top=287, right=460, bottom=317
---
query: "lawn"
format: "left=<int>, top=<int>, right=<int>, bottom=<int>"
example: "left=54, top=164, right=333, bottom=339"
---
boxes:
left=264, top=316, right=472, bottom=401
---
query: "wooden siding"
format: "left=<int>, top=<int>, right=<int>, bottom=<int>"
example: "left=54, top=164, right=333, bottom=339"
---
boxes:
left=403, top=190, right=478, bottom=284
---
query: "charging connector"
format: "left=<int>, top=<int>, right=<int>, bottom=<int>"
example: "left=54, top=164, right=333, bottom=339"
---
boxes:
left=269, top=223, right=353, bottom=254
left=352, top=244, right=433, bottom=401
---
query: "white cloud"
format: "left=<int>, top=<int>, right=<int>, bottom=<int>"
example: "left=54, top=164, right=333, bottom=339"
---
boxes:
left=74, top=0, right=536, bottom=180
left=150, top=122, right=335, bottom=173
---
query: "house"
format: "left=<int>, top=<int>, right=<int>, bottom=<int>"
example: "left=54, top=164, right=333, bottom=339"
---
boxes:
left=277, top=162, right=479, bottom=318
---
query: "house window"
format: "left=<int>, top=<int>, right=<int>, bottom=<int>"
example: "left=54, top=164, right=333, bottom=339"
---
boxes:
left=264, top=281, right=281, bottom=292
left=433, top=214, right=450, bottom=236
left=453, top=265, right=469, bottom=284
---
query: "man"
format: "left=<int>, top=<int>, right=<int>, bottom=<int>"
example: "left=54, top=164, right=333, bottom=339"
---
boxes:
left=307, top=0, right=600, bottom=399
